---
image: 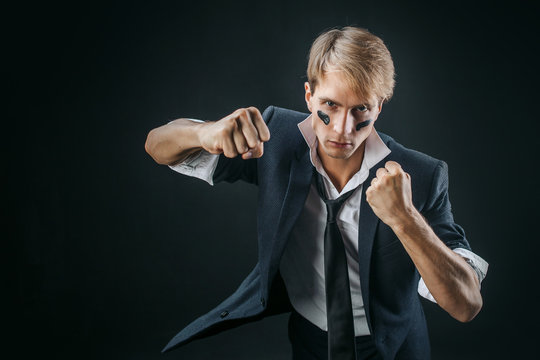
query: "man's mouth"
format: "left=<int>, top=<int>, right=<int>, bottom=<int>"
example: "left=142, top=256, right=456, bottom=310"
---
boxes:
left=328, top=140, right=352, bottom=148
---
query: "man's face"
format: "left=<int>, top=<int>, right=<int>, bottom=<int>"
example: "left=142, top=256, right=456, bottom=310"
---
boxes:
left=304, top=71, right=382, bottom=165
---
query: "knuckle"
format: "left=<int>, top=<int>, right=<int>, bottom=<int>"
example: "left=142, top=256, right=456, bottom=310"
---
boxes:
left=249, top=106, right=261, bottom=117
left=240, top=108, right=250, bottom=117
left=232, top=109, right=246, bottom=121
left=254, top=144, right=264, bottom=157
left=225, top=150, right=238, bottom=158
left=224, top=117, right=236, bottom=129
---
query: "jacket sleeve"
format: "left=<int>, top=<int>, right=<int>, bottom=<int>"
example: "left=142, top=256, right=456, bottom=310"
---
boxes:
left=212, top=106, right=275, bottom=185
left=421, top=160, right=472, bottom=251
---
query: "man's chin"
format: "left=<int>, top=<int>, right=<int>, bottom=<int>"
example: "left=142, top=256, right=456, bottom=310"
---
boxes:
left=325, top=150, right=352, bottom=160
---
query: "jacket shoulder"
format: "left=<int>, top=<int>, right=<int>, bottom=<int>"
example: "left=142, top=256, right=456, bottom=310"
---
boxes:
left=262, top=106, right=309, bottom=126
left=377, top=131, right=443, bottom=170
left=261, top=106, right=309, bottom=150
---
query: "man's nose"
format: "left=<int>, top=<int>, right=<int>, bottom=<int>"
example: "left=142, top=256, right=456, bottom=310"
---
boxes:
left=332, top=110, right=355, bottom=135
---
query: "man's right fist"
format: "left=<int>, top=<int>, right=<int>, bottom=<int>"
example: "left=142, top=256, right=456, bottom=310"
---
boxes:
left=198, top=107, right=271, bottom=160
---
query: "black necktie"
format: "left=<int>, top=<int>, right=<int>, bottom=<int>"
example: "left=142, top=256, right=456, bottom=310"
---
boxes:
left=314, top=171, right=357, bottom=360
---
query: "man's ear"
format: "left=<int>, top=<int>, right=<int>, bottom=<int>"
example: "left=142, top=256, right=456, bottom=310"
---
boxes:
left=304, top=82, right=312, bottom=112
left=373, top=100, right=384, bottom=124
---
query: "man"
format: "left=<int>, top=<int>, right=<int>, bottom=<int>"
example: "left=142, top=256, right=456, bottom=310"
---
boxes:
left=145, top=27, right=488, bottom=359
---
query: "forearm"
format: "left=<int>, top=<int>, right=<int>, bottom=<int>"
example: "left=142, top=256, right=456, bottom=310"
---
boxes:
left=145, top=119, right=207, bottom=165
left=391, top=209, right=483, bottom=322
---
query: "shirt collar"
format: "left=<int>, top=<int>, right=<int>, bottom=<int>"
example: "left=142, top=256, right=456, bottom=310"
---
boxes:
left=297, top=114, right=391, bottom=197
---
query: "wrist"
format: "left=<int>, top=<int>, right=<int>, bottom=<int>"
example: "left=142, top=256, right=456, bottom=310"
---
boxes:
left=193, top=121, right=205, bottom=145
left=192, top=120, right=214, bottom=149
left=167, top=120, right=210, bottom=164
left=389, top=206, right=424, bottom=234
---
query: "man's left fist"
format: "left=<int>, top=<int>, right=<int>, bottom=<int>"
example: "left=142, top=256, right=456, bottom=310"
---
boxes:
left=365, top=161, right=415, bottom=228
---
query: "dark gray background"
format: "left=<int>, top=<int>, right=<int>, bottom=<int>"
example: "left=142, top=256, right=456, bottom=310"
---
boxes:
left=5, top=0, right=538, bottom=359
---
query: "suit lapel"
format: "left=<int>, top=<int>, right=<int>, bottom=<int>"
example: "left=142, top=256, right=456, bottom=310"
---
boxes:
left=357, top=165, right=380, bottom=327
left=274, top=140, right=313, bottom=245
left=262, top=141, right=313, bottom=289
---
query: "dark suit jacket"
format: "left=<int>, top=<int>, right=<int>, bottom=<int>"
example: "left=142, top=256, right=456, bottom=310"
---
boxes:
left=162, top=106, right=471, bottom=359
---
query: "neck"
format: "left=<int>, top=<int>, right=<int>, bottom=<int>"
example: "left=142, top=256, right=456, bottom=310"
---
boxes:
left=318, top=141, right=366, bottom=193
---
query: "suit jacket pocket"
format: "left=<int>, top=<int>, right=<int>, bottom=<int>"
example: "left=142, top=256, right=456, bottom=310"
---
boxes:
left=373, top=224, right=406, bottom=259
left=374, top=238, right=405, bottom=259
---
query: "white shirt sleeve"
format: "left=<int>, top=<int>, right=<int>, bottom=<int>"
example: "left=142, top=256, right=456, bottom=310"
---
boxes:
left=418, top=248, right=489, bottom=303
left=167, top=119, right=220, bottom=186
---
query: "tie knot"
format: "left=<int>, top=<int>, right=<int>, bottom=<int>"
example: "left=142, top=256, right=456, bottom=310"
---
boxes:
left=323, top=192, right=354, bottom=223
left=314, top=171, right=355, bottom=223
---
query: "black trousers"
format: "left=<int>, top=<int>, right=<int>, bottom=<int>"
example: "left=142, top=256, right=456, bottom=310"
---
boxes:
left=288, top=309, right=382, bottom=360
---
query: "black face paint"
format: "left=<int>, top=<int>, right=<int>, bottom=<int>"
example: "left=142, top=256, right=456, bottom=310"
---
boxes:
left=318, top=110, right=371, bottom=130
left=356, top=119, right=372, bottom=131
left=317, top=110, right=330, bottom=125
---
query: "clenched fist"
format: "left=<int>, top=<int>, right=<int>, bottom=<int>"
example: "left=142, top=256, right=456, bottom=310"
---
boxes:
left=365, top=161, right=416, bottom=228
left=198, top=107, right=270, bottom=160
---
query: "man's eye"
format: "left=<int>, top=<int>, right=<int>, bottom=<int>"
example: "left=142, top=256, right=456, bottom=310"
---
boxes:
left=325, top=101, right=336, bottom=107
left=356, top=105, right=368, bottom=112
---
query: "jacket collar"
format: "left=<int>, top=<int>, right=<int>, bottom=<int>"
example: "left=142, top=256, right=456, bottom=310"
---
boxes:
left=297, top=114, right=391, bottom=196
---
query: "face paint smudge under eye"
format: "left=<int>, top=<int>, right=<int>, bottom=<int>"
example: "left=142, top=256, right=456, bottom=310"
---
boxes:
left=356, top=119, right=372, bottom=131
left=317, top=110, right=330, bottom=125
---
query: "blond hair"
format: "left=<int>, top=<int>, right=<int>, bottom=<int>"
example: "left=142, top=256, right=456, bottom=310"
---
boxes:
left=307, top=26, right=395, bottom=103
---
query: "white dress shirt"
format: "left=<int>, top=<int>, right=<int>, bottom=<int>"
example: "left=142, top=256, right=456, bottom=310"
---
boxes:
left=169, top=115, right=489, bottom=336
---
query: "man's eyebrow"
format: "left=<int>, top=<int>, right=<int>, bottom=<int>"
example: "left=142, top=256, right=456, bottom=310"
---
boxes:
left=318, top=96, right=370, bottom=108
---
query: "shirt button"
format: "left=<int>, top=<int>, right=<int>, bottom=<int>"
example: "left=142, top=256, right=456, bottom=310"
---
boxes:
left=220, top=310, right=229, bottom=318
left=260, top=297, right=266, bottom=307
